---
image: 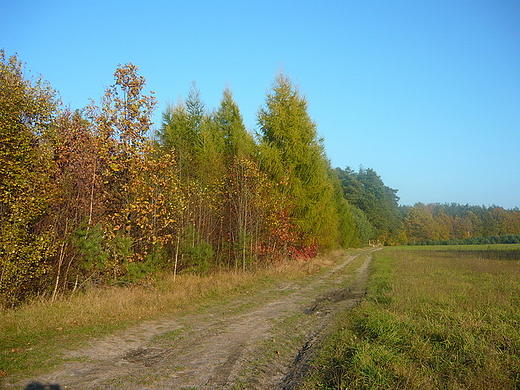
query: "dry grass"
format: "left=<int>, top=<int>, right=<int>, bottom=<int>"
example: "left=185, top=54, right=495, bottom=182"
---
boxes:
left=0, top=251, right=344, bottom=379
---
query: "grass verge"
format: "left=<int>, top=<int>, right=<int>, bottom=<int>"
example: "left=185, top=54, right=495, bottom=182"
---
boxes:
left=303, top=246, right=520, bottom=389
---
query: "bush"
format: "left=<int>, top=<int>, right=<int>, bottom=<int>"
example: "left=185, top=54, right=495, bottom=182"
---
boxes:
left=73, top=223, right=132, bottom=282
left=180, top=225, right=213, bottom=275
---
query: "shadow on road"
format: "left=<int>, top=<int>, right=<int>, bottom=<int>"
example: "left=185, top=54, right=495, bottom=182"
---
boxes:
left=24, top=382, right=61, bottom=390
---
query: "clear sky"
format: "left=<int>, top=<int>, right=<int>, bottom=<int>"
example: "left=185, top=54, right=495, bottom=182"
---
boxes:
left=2, top=0, right=519, bottom=208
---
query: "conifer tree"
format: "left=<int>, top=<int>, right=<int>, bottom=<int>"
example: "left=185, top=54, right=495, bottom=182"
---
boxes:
left=215, top=87, right=256, bottom=161
left=330, top=171, right=359, bottom=248
left=215, top=88, right=261, bottom=268
left=336, top=166, right=401, bottom=244
left=258, top=73, right=340, bottom=254
left=157, top=85, right=220, bottom=273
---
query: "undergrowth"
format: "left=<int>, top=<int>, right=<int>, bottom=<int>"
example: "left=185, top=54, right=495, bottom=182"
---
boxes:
left=303, top=247, right=520, bottom=389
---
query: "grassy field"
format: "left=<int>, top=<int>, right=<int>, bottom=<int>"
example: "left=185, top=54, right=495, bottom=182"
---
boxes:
left=304, top=245, right=520, bottom=389
left=0, top=251, right=344, bottom=381
left=386, top=243, right=520, bottom=254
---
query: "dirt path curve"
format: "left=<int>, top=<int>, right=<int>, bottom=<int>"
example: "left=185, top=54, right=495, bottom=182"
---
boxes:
left=10, top=248, right=378, bottom=390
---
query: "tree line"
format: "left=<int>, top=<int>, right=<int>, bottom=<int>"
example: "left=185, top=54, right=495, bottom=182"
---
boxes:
left=401, top=202, right=520, bottom=244
left=1, top=51, right=519, bottom=307
left=0, top=52, right=363, bottom=306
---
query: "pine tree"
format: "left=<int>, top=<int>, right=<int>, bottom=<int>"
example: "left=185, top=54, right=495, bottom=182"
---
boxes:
left=215, top=88, right=261, bottom=269
left=337, top=166, right=401, bottom=244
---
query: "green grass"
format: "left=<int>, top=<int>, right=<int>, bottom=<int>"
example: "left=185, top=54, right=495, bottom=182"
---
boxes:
left=387, top=243, right=520, bottom=251
left=304, top=247, right=520, bottom=389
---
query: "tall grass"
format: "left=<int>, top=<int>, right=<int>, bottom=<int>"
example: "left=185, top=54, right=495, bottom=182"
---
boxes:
left=304, top=247, right=520, bottom=389
left=0, top=251, right=344, bottom=381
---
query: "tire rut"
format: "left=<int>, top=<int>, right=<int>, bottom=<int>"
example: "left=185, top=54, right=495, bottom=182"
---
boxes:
left=8, top=248, right=378, bottom=390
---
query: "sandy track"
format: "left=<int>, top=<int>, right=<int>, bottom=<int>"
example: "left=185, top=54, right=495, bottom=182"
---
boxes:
left=10, top=248, right=377, bottom=390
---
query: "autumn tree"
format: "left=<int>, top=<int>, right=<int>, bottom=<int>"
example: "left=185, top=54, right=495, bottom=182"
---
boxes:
left=0, top=50, right=59, bottom=305
left=47, top=109, right=103, bottom=298
left=403, top=203, right=437, bottom=242
left=86, top=63, right=157, bottom=276
left=123, top=146, right=182, bottom=278
left=402, top=203, right=520, bottom=244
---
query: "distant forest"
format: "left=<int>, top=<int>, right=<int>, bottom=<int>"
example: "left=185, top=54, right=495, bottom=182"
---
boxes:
left=2, top=51, right=519, bottom=306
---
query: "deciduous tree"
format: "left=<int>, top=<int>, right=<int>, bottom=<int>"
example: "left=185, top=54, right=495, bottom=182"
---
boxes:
left=87, top=63, right=157, bottom=273
left=0, top=51, right=59, bottom=304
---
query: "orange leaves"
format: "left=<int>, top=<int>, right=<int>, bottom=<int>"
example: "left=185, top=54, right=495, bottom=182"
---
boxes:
left=119, top=147, right=183, bottom=259
left=87, top=63, right=157, bottom=176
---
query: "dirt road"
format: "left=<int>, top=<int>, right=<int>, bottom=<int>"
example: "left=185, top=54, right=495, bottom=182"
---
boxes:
left=10, top=248, right=377, bottom=390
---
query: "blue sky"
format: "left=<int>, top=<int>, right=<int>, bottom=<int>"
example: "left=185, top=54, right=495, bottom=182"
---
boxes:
left=2, top=0, right=519, bottom=208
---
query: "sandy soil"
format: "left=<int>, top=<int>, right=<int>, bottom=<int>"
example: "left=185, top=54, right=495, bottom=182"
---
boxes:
left=7, top=248, right=377, bottom=390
